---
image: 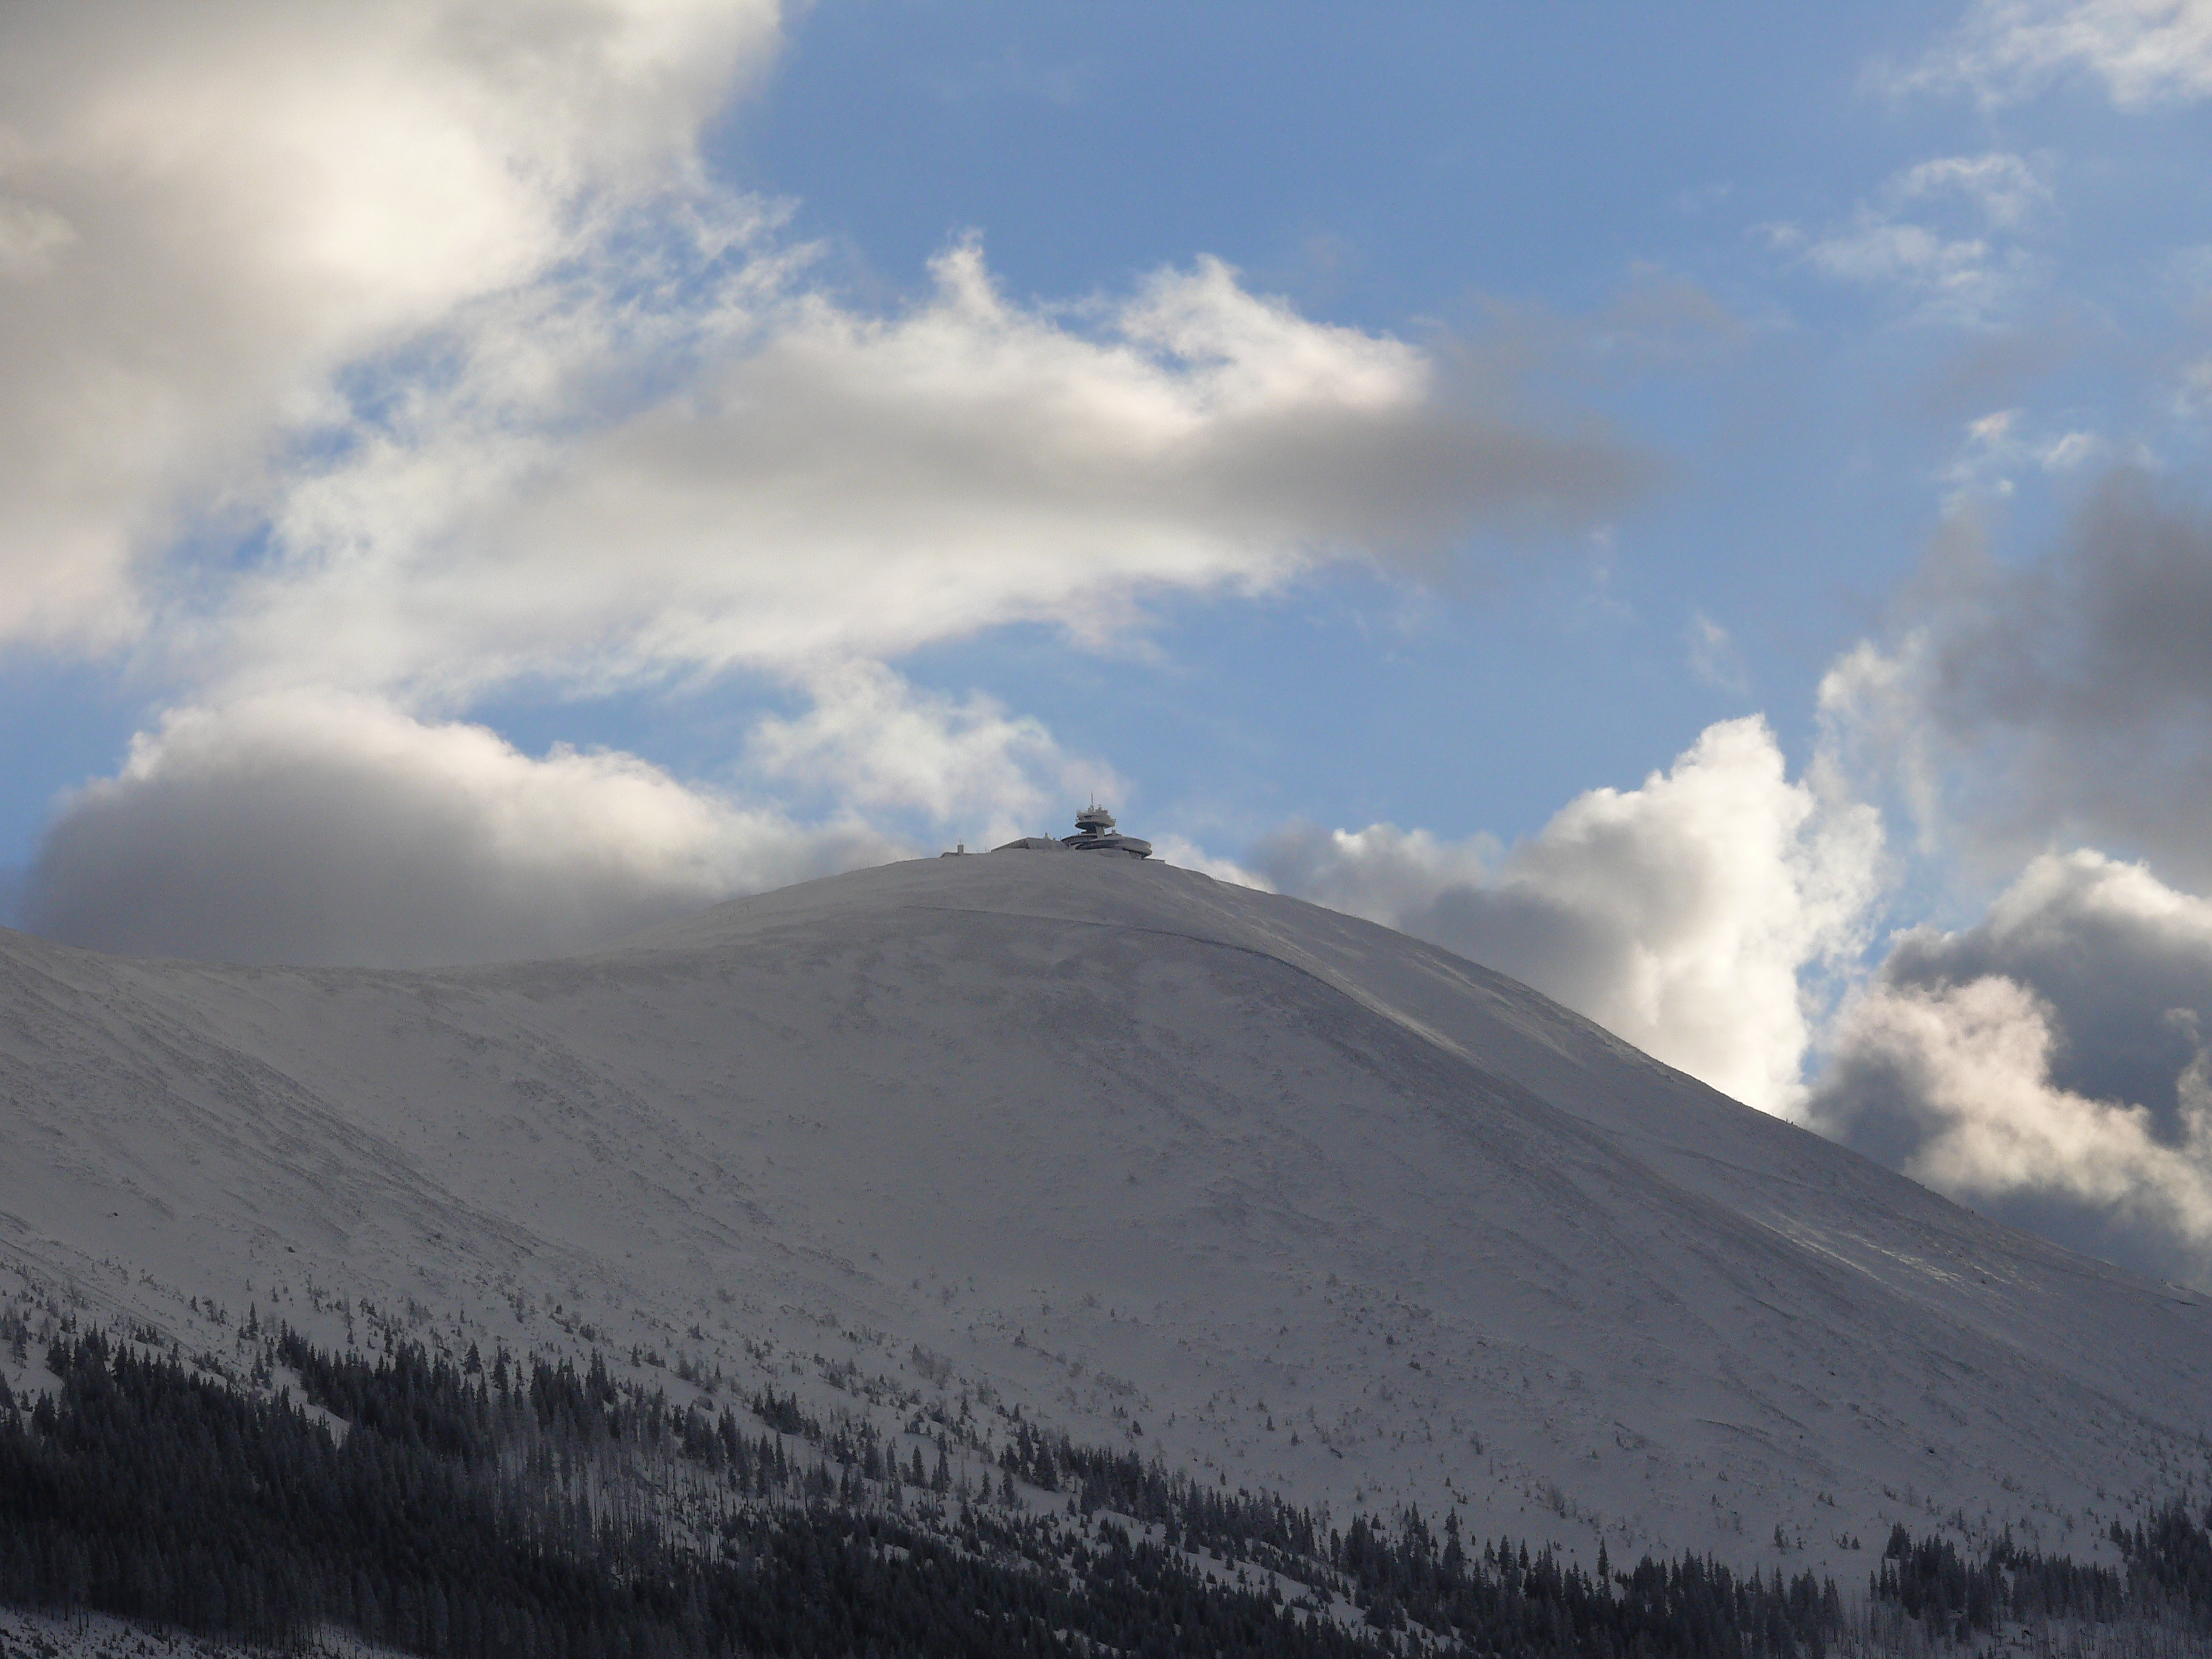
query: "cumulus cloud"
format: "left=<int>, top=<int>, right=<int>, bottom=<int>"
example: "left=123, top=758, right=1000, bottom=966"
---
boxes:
left=1820, top=468, right=2212, bottom=888
left=1812, top=851, right=2212, bottom=1284
left=746, top=660, right=1120, bottom=850
left=1902, top=0, right=2212, bottom=109
left=18, top=649, right=1124, bottom=966
left=1807, top=462, right=2212, bottom=1285
left=20, top=695, right=896, bottom=968
left=0, top=0, right=778, bottom=651
left=1254, top=717, right=1885, bottom=1113
left=105, top=224, right=1642, bottom=963
left=0, top=0, right=1663, bottom=969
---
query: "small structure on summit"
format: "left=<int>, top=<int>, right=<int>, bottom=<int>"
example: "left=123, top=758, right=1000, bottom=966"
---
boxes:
left=991, top=803, right=1153, bottom=860
left=1062, top=803, right=1151, bottom=857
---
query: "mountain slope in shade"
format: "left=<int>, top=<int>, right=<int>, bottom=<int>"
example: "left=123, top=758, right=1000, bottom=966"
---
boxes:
left=1, top=851, right=2207, bottom=1575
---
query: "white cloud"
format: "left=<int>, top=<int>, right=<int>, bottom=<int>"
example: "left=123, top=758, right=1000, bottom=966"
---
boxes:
left=747, top=659, right=1118, bottom=850
left=1931, top=408, right=2102, bottom=510
left=17, top=653, right=1132, bottom=964
left=1143, top=834, right=1275, bottom=887
left=1255, top=717, right=1885, bottom=1114
left=1903, top=0, right=2212, bottom=109
left=1944, top=409, right=2028, bottom=505
left=1819, top=976, right=2212, bottom=1282
left=0, top=0, right=1664, bottom=970
left=0, top=4, right=1652, bottom=704
left=1259, top=821, right=1498, bottom=934
left=1805, top=217, right=1994, bottom=290
left=0, top=0, right=779, bottom=651
left=20, top=693, right=894, bottom=968
left=1686, top=609, right=1749, bottom=692
left=1789, top=153, right=2046, bottom=326
left=204, top=238, right=1653, bottom=708
left=1894, top=152, right=2051, bottom=227
left=1813, top=850, right=2212, bottom=1285
left=2039, top=429, right=2103, bottom=469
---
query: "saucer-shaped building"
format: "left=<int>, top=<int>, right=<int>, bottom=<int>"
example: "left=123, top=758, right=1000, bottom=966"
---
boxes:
left=991, top=804, right=1153, bottom=859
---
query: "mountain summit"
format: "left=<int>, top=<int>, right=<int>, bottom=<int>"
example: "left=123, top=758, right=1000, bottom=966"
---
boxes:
left=2, top=850, right=2207, bottom=1575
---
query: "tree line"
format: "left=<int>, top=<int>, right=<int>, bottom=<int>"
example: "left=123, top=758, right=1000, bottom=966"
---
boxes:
left=4, top=1324, right=2212, bottom=1656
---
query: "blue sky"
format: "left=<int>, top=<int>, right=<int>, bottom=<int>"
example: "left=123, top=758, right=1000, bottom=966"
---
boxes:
left=8, top=0, right=2212, bottom=1282
left=705, top=0, right=2208, bottom=859
left=728, top=2, right=1897, bottom=836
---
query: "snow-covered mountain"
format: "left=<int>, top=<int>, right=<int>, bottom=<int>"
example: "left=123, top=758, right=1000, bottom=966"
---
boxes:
left=2, top=850, right=2207, bottom=1579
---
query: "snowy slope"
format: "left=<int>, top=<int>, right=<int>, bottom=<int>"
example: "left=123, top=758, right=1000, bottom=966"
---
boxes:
left=1, top=851, right=2207, bottom=1579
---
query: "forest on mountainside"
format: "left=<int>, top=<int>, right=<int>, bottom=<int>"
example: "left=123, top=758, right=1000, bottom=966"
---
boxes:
left=0, top=1325, right=2209, bottom=1657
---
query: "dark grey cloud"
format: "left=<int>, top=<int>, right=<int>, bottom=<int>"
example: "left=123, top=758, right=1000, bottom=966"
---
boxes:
left=1922, top=472, right=2212, bottom=734
left=1169, top=399, right=1656, bottom=561
left=1827, top=468, right=2212, bottom=890
left=1909, top=324, right=2076, bottom=422
left=1809, top=850, right=2212, bottom=1287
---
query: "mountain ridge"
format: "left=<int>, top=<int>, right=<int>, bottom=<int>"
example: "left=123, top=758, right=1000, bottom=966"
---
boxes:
left=1, top=850, right=2207, bottom=1582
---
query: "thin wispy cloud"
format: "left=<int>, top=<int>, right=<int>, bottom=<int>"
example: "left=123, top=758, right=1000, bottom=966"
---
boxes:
left=1771, top=152, right=2049, bottom=326
left=1898, top=0, right=2212, bottom=109
left=1685, top=611, right=1750, bottom=693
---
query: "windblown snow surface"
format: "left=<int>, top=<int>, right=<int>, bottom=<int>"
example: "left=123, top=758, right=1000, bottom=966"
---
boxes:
left=2, top=852, right=2208, bottom=1581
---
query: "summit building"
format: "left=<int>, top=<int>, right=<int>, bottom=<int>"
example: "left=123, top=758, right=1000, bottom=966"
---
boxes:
left=991, top=803, right=1153, bottom=859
